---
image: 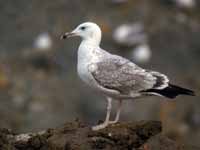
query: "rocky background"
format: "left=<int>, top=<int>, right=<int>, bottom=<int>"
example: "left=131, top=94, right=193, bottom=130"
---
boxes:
left=0, top=0, right=199, bottom=149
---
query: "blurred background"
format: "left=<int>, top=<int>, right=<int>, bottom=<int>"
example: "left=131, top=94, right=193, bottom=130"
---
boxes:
left=0, top=0, right=199, bottom=147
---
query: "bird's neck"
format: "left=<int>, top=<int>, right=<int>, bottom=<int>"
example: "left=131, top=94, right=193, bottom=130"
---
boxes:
left=78, top=38, right=102, bottom=65
left=80, top=38, right=101, bottom=47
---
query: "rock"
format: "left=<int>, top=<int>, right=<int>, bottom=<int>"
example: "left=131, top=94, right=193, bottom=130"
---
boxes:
left=0, top=120, right=198, bottom=150
left=138, top=134, right=200, bottom=150
left=0, top=121, right=160, bottom=150
left=0, top=128, right=16, bottom=150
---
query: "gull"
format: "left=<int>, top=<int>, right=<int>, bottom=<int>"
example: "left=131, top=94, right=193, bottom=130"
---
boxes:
left=61, top=22, right=195, bottom=130
left=113, top=23, right=147, bottom=47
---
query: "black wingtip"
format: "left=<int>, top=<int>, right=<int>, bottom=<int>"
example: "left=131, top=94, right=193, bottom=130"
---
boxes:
left=168, top=84, right=195, bottom=96
left=143, top=83, right=195, bottom=99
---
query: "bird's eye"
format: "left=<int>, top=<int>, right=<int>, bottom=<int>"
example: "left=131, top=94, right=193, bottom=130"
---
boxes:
left=80, top=26, right=86, bottom=30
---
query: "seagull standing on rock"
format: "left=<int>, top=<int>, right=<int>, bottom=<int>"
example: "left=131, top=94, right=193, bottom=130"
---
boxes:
left=61, top=22, right=195, bottom=131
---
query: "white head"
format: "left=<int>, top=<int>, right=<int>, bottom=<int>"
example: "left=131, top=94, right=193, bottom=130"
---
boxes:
left=61, top=22, right=102, bottom=46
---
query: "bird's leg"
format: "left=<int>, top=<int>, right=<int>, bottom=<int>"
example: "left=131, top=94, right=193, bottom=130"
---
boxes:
left=109, top=99, right=122, bottom=124
left=92, top=97, right=112, bottom=131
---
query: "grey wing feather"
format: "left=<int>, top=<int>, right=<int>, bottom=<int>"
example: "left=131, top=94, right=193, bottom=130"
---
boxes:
left=90, top=55, right=169, bottom=95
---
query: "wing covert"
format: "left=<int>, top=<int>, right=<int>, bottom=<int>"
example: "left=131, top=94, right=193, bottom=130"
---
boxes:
left=89, top=55, right=159, bottom=95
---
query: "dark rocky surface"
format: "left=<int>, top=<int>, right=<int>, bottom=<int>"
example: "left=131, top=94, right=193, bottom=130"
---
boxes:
left=1, top=120, right=199, bottom=150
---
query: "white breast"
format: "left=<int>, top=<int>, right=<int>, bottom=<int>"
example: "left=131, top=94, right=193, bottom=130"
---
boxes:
left=77, top=43, right=101, bottom=88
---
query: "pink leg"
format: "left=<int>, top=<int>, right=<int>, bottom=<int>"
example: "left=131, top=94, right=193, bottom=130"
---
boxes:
left=109, top=99, right=122, bottom=124
left=92, top=97, right=112, bottom=131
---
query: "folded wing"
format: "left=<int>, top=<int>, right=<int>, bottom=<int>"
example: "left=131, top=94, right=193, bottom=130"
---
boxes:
left=90, top=55, right=169, bottom=96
